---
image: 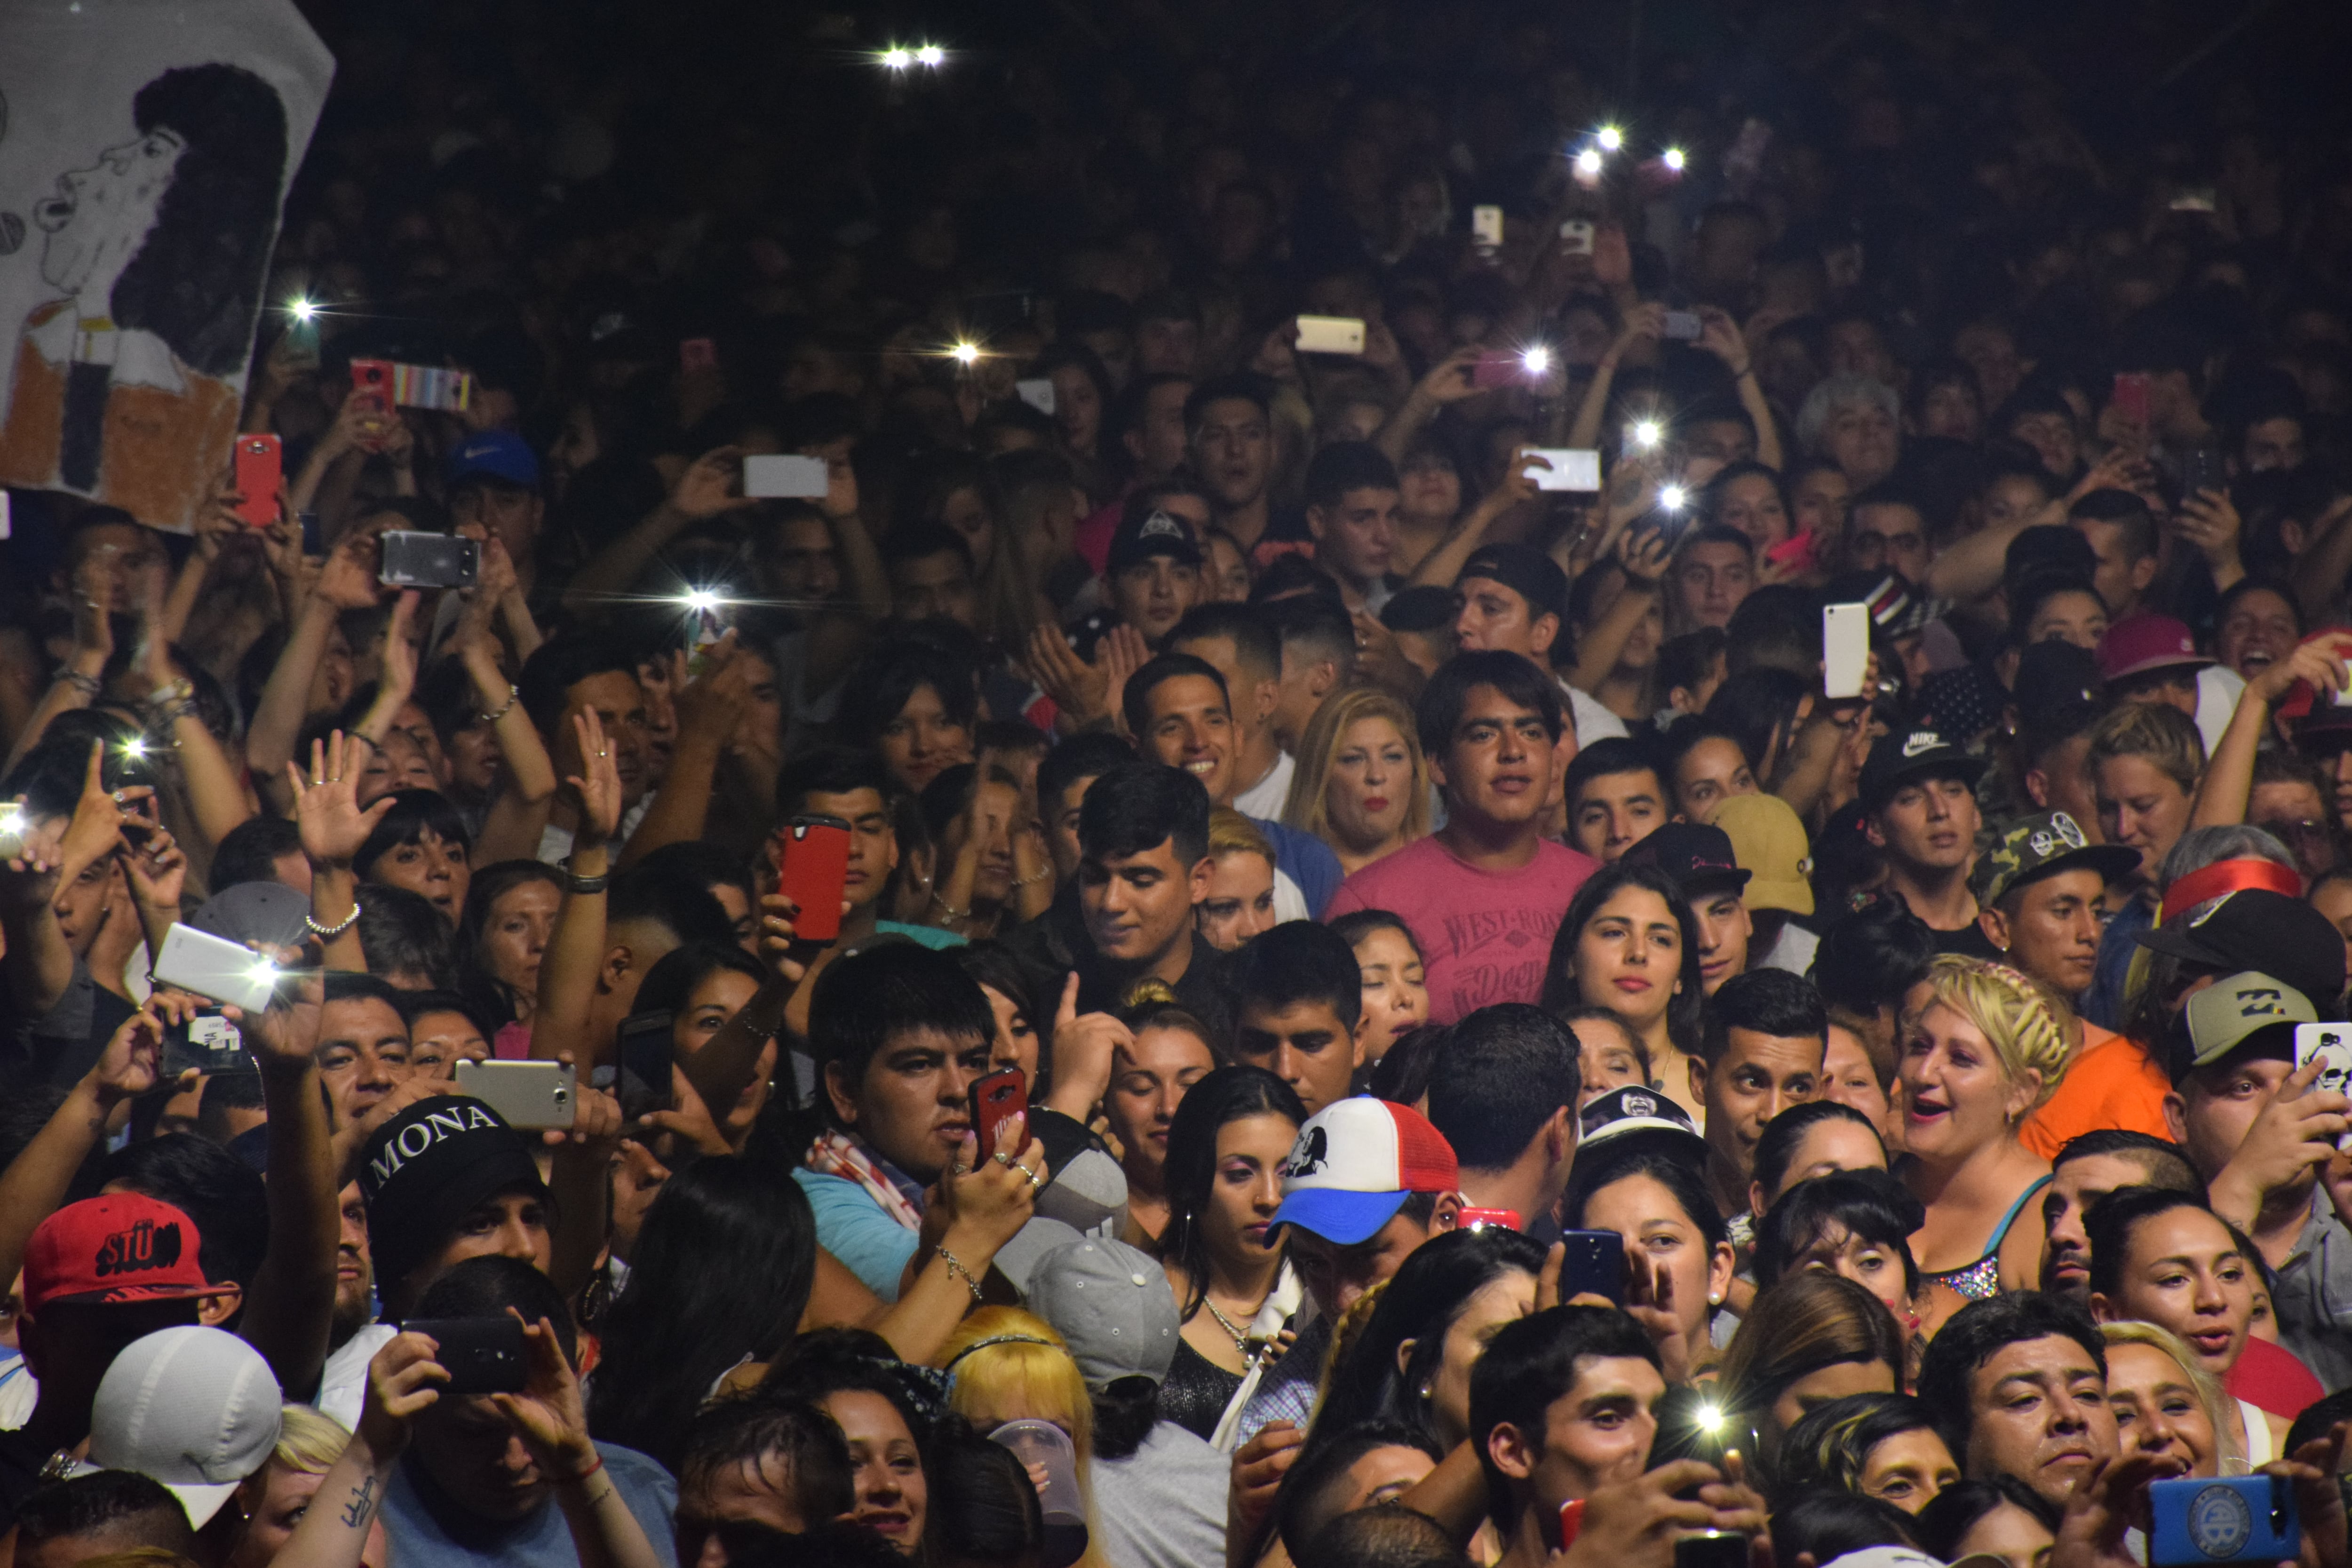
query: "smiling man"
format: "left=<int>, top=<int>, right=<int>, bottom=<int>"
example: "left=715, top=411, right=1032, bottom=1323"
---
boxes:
left=1917, top=1292, right=2117, bottom=1508
left=1861, top=726, right=1999, bottom=958
left=1327, top=652, right=1598, bottom=1022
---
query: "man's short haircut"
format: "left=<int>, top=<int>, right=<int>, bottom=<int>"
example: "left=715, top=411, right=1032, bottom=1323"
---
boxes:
left=193, top=1072, right=266, bottom=1145
left=1769, top=1492, right=1921, bottom=1568
left=1562, top=737, right=1663, bottom=807
left=396, top=987, right=498, bottom=1042
left=1268, top=595, right=1357, bottom=670
left=1657, top=630, right=1729, bottom=703
left=776, top=747, right=893, bottom=819
left=97, top=1134, right=269, bottom=1289
left=1469, top=1307, right=1660, bottom=1522
left=635, top=841, right=756, bottom=915
left=2051, top=1130, right=2200, bottom=1194
left=1915, top=1291, right=2106, bottom=1460
left=1078, top=761, right=1211, bottom=869
left=1750, top=1101, right=1886, bottom=1202
left=1304, top=442, right=1403, bottom=510
left=14, top=1471, right=192, bottom=1558
left=1675, top=522, right=1756, bottom=559
left=208, top=814, right=303, bottom=891
left=806, top=941, right=996, bottom=1092
left=1724, top=585, right=1823, bottom=677
left=1275, top=1421, right=1444, bottom=1560
left=354, top=883, right=459, bottom=987
left=880, top=521, right=975, bottom=576
left=1849, top=480, right=1928, bottom=520
left=518, top=637, right=638, bottom=737
left=677, top=1390, right=856, bottom=1523
left=1425, top=1005, right=1582, bottom=1170
left=1297, top=1505, right=1470, bottom=1568
left=1171, top=603, right=1281, bottom=682
left=2082, top=1186, right=2216, bottom=1302
left=1184, top=372, right=1274, bottom=432
left=1122, top=653, right=1231, bottom=740
left=1230, top=920, right=1364, bottom=1032
left=1702, top=970, right=1829, bottom=1069
left=606, top=863, right=737, bottom=949
left=1036, top=732, right=1136, bottom=815
left=1415, top=651, right=1563, bottom=760
left=2086, top=701, right=2204, bottom=796
left=2070, top=489, right=2158, bottom=560
left=410, top=1254, right=578, bottom=1363
left=323, top=968, right=410, bottom=1018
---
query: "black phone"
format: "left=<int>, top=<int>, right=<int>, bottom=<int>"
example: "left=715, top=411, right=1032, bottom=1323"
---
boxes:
left=2180, top=447, right=2228, bottom=500
left=1675, top=1533, right=1748, bottom=1568
left=1558, top=1229, right=1624, bottom=1305
left=404, top=1315, right=529, bottom=1394
left=614, top=1011, right=675, bottom=1121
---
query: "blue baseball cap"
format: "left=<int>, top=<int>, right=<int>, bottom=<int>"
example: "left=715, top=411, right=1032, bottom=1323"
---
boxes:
left=445, top=430, right=540, bottom=491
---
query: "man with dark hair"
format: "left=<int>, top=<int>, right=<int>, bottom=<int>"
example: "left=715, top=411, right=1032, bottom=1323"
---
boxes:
left=1266, top=596, right=1356, bottom=752
left=1297, top=1505, right=1470, bottom=1568
left=674, top=1390, right=856, bottom=1553
left=354, top=885, right=459, bottom=990
left=881, top=523, right=980, bottom=630
left=1328, top=652, right=1597, bottom=1022
left=13, top=1469, right=196, bottom=1568
left=1187, top=374, right=1305, bottom=559
left=574, top=865, right=738, bottom=1060
left=1859, top=726, right=1998, bottom=957
left=2069, top=489, right=2160, bottom=621
left=1230, top=922, right=1367, bottom=1115
left=317, top=971, right=413, bottom=1127
left=1122, top=653, right=1343, bottom=915
left=1425, top=1005, right=1581, bottom=1235
left=1693, top=970, right=1825, bottom=1216
left=1846, top=486, right=1932, bottom=589
left=1103, top=496, right=1208, bottom=646
left=771, top=748, right=954, bottom=986
left=1304, top=442, right=1404, bottom=614
left=357, top=1096, right=557, bottom=1319
left=1036, top=732, right=1138, bottom=886
left=1452, top=542, right=1626, bottom=747
left=1670, top=525, right=1756, bottom=631
left=1562, top=739, right=1669, bottom=866
left=1915, top=1292, right=2115, bottom=1507
left=208, top=815, right=309, bottom=896
left=1273, top=1423, right=1442, bottom=1562
left=96, top=1135, right=266, bottom=1327
left=2037, top=1131, right=2202, bottom=1298
left=1622, top=820, right=1752, bottom=996
left=1170, top=602, right=1294, bottom=819
left=517, top=637, right=654, bottom=864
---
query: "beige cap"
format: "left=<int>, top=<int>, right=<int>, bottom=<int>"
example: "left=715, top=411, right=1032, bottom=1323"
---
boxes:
left=1708, top=792, right=1814, bottom=915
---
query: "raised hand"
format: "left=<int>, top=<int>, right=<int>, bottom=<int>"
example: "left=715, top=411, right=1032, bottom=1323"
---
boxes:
left=671, top=446, right=750, bottom=520
left=84, top=1003, right=173, bottom=1106
left=287, top=732, right=397, bottom=868
left=224, top=970, right=326, bottom=1073
left=1413, top=345, right=1484, bottom=406
left=316, top=531, right=384, bottom=611
left=672, top=631, right=755, bottom=736
left=358, top=1331, right=449, bottom=1459
left=1099, top=624, right=1150, bottom=728
left=68, top=553, right=115, bottom=663
left=489, top=1313, right=600, bottom=1480
left=2249, top=630, right=2352, bottom=707
left=1042, top=972, right=1131, bottom=1121
left=123, top=820, right=189, bottom=913
left=934, top=1120, right=1046, bottom=1253
left=1615, top=525, right=1672, bottom=585
left=60, top=741, right=138, bottom=875
left=376, top=590, right=423, bottom=706
left=755, top=892, right=814, bottom=986
left=565, top=709, right=624, bottom=842
left=2173, top=487, right=2244, bottom=570
left=0, top=803, right=65, bottom=914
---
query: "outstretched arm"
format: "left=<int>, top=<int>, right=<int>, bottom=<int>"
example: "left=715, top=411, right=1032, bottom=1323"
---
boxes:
left=531, top=712, right=623, bottom=1070
left=232, top=975, right=341, bottom=1400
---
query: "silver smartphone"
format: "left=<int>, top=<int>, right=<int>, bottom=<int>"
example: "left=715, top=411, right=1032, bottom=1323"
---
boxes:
left=1014, top=378, right=1057, bottom=415
left=1294, top=315, right=1367, bottom=355
left=152, top=923, right=280, bottom=1013
left=1662, top=310, right=1704, bottom=341
left=1823, top=603, right=1871, bottom=700
left=742, top=454, right=829, bottom=499
left=454, top=1059, right=575, bottom=1129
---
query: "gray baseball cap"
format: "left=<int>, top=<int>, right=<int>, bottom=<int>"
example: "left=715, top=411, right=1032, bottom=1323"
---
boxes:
left=1023, top=1237, right=1180, bottom=1392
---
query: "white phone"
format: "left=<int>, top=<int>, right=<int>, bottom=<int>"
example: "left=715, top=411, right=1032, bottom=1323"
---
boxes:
left=742, top=454, right=829, bottom=499
left=1525, top=448, right=1603, bottom=492
left=455, top=1059, right=576, bottom=1129
left=1471, top=205, right=1504, bottom=247
left=2295, top=1025, right=2352, bottom=1147
left=1823, top=603, right=1871, bottom=700
left=1558, top=219, right=1596, bottom=255
left=152, top=923, right=280, bottom=1013
left=1014, top=378, right=1057, bottom=415
left=1294, top=315, right=1366, bottom=355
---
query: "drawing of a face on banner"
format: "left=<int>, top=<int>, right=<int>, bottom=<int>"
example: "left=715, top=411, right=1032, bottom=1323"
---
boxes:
left=0, top=1, right=331, bottom=533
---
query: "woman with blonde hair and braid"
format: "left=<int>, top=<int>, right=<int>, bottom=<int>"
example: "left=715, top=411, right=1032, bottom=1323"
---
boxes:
left=1896, top=957, right=2071, bottom=1334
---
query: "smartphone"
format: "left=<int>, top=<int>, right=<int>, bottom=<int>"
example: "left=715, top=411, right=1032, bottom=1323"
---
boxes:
left=1458, top=1207, right=1522, bottom=1232
left=1675, top=1533, right=1749, bottom=1568
left=1824, top=603, right=1871, bottom=700
left=2112, top=372, right=2153, bottom=427
left=1557, top=1229, right=1624, bottom=1305
left=2148, top=1474, right=2296, bottom=1567
left=1472, top=353, right=1527, bottom=390
left=774, top=815, right=852, bottom=942
left=969, top=1067, right=1029, bottom=1156
left=1526, top=448, right=1603, bottom=492
left=298, top=511, right=322, bottom=557
left=454, top=1059, right=575, bottom=1129
left=2181, top=447, right=2228, bottom=499
left=1765, top=530, right=1820, bottom=575
left=743, top=454, right=829, bottom=499
left=232, top=436, right=281, bottom=527
left=1014, top=378, right=1057, bottom=415
left=162, top=1016, right=249, bottom=1078
left=680, top=337, right=717, bottom=373
left=1662, top=310, right=1704, bottom=341
left=1621, top=420, right=1665, bottom=460
left=2294, top=1025, right=2352, bottom=1146
left=402, top=1315, right=529, bottom=1395
left=153, top=923, right=280, bottom=1013
left=348, top=358, right=391, bottom=415
left=1294, top=315, right=1367, bottom=355
left=378, top=530, right=480, bottom=589
left=612, top=1010, right=675, bottom=1121
left=389, top=363, right=472, bottom=414
left=1557, top=1499, right=1587, bottom=1554
left=1471, top=205, right=1504, bottom=247
left=1558, top=219, right=1596, bottom=255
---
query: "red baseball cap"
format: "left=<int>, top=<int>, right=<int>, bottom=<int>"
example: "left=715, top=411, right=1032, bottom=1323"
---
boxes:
left=2095, top=613, right=2211, bottom=683
left=23, top=1195, right=227, bottom=1314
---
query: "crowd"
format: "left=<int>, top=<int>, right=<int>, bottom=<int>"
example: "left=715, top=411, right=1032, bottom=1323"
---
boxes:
left=13, top=2, right=2352, bottom=1568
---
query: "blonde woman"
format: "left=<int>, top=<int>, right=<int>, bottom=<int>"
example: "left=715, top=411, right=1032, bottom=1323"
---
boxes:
left=2100, top=1321, right=2240, bottom=1479
left=225, top=1406, right=369, bottom=1568
left=1897, top=958, right=2069, bottom=1332
left=941, top=1308, right=1110, bottom=1568
left=1282, top=685, right=1432, bottom=875
left=1199, top=809, right=1280, bottom=951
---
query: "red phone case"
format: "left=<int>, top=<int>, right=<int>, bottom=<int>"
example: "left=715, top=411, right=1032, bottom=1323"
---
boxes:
left=232, top=436, right=281, bottom=527
left=349, top=358, right=391, bottom=409
left=1458, top=1207, right=1523, bottom=1232
left=2112, top=372, right=2152, bottom=426
left=775, top=816, right=851, bottom=942
left=969, top=1067, right=1029, bottom=1156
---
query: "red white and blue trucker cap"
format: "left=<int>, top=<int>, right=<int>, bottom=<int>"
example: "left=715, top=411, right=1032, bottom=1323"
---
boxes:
left=1269, top=1097, right=1460, bottom=1246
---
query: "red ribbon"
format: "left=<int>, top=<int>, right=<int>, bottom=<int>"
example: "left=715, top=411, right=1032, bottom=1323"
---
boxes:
left=2158, top=858, right=2303, bottom=923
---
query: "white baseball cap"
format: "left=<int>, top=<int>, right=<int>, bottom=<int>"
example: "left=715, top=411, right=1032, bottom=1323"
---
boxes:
left=81, top=1326, right=284, bottom=1526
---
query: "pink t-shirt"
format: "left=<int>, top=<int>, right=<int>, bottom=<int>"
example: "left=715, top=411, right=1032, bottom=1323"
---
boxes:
left=1325, top=836, right=1600, bottom=1023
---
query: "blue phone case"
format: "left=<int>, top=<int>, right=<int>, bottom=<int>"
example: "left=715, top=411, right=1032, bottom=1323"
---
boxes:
left=2148, top=1476, right=2297, bottom=1567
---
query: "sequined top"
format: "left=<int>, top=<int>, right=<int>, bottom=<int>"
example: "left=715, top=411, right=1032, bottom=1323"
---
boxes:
left=1921, top=1175, right=2051, bottom=1302
left=1159, top=1336, right=1246, bottom=1443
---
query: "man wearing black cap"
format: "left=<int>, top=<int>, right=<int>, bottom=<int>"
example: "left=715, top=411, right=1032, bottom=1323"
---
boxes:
left=1859, top=726, right=2000, bottom=958
left=1451, top=541, right=1629, bottom=748
left=1624, top=821, right=1753, bottom=997
left=357, top=1096, right=558, bottom=1319
left=1103, top=502, right=1206, bottom=647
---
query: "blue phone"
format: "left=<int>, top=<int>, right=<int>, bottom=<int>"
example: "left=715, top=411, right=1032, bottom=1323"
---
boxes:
left=2148, top=1475, right=2297, bottom=1567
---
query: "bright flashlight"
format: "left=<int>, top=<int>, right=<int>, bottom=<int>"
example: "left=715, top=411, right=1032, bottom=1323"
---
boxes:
left=1662, top=147, right=1687, bottom=172
left=1574, top=147, right=1604, bottom=177
left=950, top=342, right=981, bottom=365
left=1597, top=126, right=1624, bottom=151
left=916, top=45, right=944, bottom=65
left=682, top=589, right=723, bottom=614
left=1633, top=419, right=1662, bottom=450
left=290, top=298, right=317, bottom=324
left=249, top=958, right=280, bottom=987
left=881, top=47, right=912, bottom=68
left=1521, top=346, right=1552, bottom=374
left=121, top=737, right=149, bottom=760
left=1661, top=483, right=1689, bottom=510
left=1695, top=1403, right=1724, bottom=1433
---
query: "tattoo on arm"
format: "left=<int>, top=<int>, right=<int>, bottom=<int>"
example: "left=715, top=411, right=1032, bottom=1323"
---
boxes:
left=340, top=1475, right=378, bottom=1528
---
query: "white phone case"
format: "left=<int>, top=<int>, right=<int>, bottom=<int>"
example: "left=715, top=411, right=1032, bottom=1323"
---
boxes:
left=1015, top=378, right=1057, bottom=415
left=1295, top=315, right=1366, bottom=355
left=153, top=923, right=278, bottom=1012
left=1525, top=448, right=1602, bottom=493
left=2296, top=1025, right=2352, bottom=1148
left=1823, top=603, right=1871, bottom=700
left=743, top=454, right=829, bottom=499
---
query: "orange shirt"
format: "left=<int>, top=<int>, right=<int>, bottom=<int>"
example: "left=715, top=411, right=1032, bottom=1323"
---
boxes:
left=2019, top=1023, right=2174, bottom=1161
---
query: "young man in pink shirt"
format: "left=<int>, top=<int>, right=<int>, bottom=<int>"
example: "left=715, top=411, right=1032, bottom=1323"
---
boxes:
left=1325, top=651, right=1598, bottom=1021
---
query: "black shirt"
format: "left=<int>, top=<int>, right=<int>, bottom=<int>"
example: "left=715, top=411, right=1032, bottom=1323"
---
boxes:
left=1931, top=921, right=2004, bottom=961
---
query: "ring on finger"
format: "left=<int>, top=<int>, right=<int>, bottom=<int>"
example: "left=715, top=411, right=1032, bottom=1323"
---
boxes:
left=993, top=1151, right=1012, bottom=1166
left=953, top=1162, right=971, bottom=1176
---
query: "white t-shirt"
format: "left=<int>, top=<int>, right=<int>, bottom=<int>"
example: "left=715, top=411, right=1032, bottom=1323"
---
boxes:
left=2196, top=664, right=2247, bottom=758
left=1232, top=751, right=1296, bottom=820
left=1561, top=680, right=1630, bottom=747
left=1754, top=920, right=1820, bottom=976
left=316, top=1322, right=397, bottom=1432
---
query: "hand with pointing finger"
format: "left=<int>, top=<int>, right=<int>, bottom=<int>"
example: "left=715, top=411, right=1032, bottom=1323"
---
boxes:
left=1041, top=972, right=1131, bottom=1122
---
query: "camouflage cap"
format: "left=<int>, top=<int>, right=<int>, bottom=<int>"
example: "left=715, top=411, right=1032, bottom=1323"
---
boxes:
left=1976, top=810, right=2141, bottom=910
